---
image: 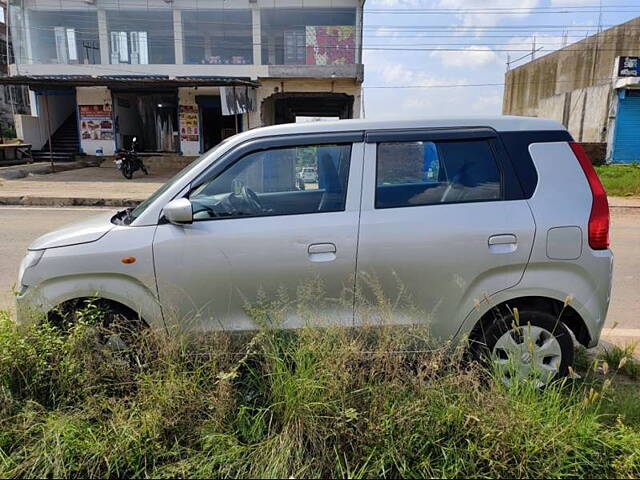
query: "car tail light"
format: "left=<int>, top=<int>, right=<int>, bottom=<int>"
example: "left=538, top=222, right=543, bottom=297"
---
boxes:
left=569, top=142, right=609, bottom=250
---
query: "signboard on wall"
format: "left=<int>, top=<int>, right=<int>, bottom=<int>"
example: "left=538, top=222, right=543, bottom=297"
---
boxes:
left=618, top=56, right=640, bottom=77
left=220, top=87, right=257, bottom=116
left=79, top=104, right=113, bottom=141
left=179, top=105, right=199, bottom=142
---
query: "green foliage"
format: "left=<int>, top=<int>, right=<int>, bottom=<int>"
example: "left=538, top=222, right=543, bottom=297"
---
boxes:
left=0, top=306, right=638, bottom=479
left=598, top=342, right=640, bottom=380
left=595, top=163, right=640, bottom=197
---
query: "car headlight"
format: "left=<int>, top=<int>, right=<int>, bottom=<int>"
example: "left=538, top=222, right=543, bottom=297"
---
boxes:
left=17, top=249, right=45, bottom=287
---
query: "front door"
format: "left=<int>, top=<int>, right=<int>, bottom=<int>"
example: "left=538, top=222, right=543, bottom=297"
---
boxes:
left=153, top=141, right=363, bottom=331
left=356, top=132, right=536, bottom=340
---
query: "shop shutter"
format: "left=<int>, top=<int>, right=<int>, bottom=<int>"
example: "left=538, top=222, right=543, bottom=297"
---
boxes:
left=612, top=91, right=640, bottom=163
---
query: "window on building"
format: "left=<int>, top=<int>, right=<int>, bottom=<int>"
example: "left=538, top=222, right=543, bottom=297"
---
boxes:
left=375, top=140, right=501, bottom=208
left=261, top=8, right=356, bottom=66
left=182, top=9, right=253, bottom=65
left=107, top=10, right=174, bottom=64
left=26, top=10, right=100, bottom=64
left=189, top=143, right=352, bottom=220
left=0, top=6, right=6, bottom=24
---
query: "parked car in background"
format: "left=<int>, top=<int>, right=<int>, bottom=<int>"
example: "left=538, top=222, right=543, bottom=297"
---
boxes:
left=301, top=166, right=318, bottom=183
left=16, top=117, right=612, bottom=386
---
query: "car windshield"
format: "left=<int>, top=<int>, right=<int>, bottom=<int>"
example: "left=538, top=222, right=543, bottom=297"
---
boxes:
left=126, top=140, right=232, bottom=223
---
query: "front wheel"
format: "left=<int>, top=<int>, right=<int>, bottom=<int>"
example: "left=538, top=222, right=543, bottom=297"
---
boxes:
left=480, top=310, right=574, bottom=387
left=121, top=161, right=133, bottom=179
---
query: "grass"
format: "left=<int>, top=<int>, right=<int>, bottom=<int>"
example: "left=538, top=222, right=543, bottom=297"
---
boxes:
left=0, top=300, right=639, bottom=479
left=598, top=342, right=640, bottom=380
left=595, top=163, right=640, bottom=197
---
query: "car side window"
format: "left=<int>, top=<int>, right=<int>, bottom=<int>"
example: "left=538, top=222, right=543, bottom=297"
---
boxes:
left=375, top=139, right=501, bottom=209
left=189, top=143, right=352, bottom=220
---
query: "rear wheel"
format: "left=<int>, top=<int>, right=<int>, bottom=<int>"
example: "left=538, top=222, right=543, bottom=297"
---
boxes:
left=479, top=310, right=574, bottom=387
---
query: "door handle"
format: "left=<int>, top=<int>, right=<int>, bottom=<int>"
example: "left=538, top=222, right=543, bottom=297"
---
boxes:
left=308, top=243, right=337, bottom=254
left=488, top=234, right=517, bottom=246
left=308, top=243, right=337, bottom=262
left=488, top=234, right=517, bottom=253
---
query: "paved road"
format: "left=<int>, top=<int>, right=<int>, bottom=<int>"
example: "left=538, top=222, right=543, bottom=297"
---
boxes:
left=0, top=206, right=638, bottom=340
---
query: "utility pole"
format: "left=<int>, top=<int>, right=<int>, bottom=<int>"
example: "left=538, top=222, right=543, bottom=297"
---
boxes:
left=531, top=36, right=537, bottom=61
left=597, top=0, right=603, bottom=34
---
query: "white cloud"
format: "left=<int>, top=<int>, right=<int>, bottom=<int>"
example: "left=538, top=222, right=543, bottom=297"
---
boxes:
left=436, top=0, right=541, bottom=28
left=431, top=45, right=499, bottom=68
left=549, top=0, right=599, bottom=4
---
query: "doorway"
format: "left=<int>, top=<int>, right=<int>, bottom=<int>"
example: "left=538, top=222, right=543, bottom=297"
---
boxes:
left=197, top=95, right=242, bottom=153
left=113, top=90, right=179, bottom=152
left=261, top=93, right=354, bottom=126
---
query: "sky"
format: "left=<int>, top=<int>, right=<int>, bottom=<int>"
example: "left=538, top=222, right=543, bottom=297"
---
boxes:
left=361, top=0, right=640, bottom=118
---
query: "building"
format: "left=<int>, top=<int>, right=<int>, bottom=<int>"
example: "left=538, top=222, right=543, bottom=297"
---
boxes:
left=2, top=0, right=365, bottom=159
left=0, top=0, right=29, bottom=136
left=502, top=17, right=640, bottom=163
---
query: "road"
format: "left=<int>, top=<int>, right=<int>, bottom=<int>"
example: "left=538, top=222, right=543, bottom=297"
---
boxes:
left=0, top=206, right=638, bottom=340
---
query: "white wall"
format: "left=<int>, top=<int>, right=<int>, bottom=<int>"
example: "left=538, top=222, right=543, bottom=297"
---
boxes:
left=77, top=86, right=115, bottom=155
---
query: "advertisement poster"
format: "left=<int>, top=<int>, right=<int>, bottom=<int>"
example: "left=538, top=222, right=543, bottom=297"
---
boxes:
left=305, top=26, right=355, bottom=66
left=79, top=104, right=113, bottom=141
left=179, top=105, right=199, bottom=142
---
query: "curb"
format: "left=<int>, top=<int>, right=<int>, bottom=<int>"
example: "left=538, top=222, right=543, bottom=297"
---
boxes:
left=0, top=196, right=143, bottom=208
left=0, top=160, right=99, bottom=180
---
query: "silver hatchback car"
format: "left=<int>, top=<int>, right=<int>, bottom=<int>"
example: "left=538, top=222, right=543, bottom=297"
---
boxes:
left=17, top=117, right=613, bottom=381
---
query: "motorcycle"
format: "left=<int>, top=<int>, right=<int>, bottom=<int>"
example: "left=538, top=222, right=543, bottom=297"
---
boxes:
left=114, top=137, right=148, bottom=179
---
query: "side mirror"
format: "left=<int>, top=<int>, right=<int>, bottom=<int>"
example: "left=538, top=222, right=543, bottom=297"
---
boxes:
left=163, top=198, right=193, bottom=225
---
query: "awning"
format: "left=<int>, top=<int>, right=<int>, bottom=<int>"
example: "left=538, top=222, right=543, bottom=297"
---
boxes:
left=0, top=74, right=259, bottom=89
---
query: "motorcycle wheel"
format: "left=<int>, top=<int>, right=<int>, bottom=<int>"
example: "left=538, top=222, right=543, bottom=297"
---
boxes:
left=121, top=162, right=133, bottom=179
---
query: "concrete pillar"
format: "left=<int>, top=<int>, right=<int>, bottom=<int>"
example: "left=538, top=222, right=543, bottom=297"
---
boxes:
left=355, top=3, right=363, bottom=64
left=252, top=7, right=262, bottom=66
left=23, top=7, right=33, bottom=64
left=97, top=9, right=109, bottom=65
left=173, top=9, right=183, bottom=65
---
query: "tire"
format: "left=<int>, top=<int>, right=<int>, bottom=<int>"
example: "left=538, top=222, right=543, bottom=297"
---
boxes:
left=477, top=310, right=574, bottom=386
left=49, top=298, right=144, bottom=350
left=121, top=162, right=133, bottom=179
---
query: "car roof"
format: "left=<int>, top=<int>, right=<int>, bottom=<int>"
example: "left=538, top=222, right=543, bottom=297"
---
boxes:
left=239, top=116, right=565, bottom=142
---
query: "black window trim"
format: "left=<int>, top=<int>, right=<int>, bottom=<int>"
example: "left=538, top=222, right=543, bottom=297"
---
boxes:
left=373, top=134, right=506, bottom=210
left=365, top=126, right=497, bottom=143
left=185, top=133, right=360, bottom=223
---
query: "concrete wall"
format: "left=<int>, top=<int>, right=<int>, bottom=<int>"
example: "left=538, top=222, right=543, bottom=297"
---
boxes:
left=503, top=16, right=640, bottom=142
left=77, top=86, right=114, bottom=155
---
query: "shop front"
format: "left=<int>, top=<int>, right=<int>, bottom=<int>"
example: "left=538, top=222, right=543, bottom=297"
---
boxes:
left=0, top=75, right=259, bottom=159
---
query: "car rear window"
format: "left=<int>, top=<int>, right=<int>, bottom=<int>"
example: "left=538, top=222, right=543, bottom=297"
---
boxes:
left=498, top=130, right=573, bottom=198
left=375, top=139, right=502, bottom=209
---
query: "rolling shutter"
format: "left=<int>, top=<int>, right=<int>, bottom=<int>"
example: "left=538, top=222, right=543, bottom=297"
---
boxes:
left=612, top=90, right=640, bottom=163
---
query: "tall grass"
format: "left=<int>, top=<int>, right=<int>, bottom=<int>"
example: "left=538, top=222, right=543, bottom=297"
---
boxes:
left=0, top=294, right=638, bottom=478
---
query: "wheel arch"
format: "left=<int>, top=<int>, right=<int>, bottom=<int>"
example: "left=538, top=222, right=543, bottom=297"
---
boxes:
left=47, top=296, right=149, bottom=328
left=468, top=295, right=591, bottom=347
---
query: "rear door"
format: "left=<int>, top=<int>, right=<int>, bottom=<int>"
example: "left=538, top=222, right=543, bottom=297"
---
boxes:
left=355, top=129, right=536, bottom=340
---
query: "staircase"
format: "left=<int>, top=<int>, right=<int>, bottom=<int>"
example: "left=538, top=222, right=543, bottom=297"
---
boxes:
left=32, top=115, right=81, bottom=163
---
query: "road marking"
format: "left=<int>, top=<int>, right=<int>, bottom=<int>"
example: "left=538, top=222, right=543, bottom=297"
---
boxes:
left=601, top=328, right=640, bottom=338
left=0, top=206, right=113, bottom=212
